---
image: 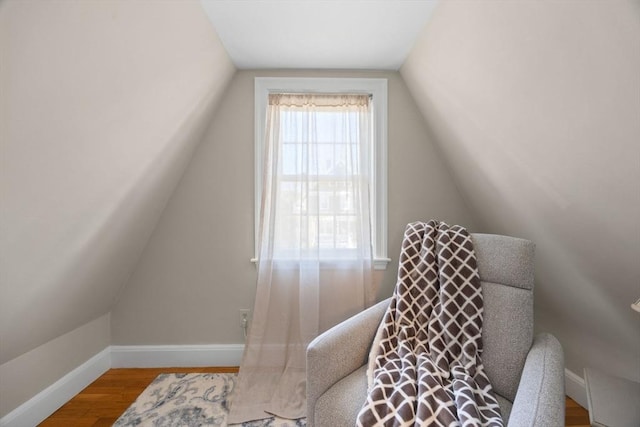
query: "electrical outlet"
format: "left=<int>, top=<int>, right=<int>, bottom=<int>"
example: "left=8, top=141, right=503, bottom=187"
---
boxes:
left=239, top=309, right=250, bottom=328
left=239, top=309, right=251, bottom=340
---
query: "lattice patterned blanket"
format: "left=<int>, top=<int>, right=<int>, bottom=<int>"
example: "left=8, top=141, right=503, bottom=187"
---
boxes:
left=357, top=221, right=503, bottom=427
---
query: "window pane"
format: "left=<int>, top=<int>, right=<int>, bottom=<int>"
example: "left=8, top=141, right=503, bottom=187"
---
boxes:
left=336, top=215, right=357, bottom=249
left=317, top=143, right=333, bottom=175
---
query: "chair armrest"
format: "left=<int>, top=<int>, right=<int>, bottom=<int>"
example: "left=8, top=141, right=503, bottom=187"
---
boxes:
left=306, top=298, right=389, bottom=426
left=508, top=332, right=565, bottom=427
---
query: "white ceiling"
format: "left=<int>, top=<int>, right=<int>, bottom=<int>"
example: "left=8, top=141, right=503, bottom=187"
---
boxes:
left=200, top=0, right=439, bottom=70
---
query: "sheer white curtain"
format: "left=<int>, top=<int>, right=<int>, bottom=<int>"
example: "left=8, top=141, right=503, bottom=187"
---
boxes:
left=228, top=93, right=375, bottom=423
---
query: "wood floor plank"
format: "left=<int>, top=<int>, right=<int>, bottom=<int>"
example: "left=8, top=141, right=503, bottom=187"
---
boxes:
left=91, top=419, right=117, bottom=427
left=39, top=368, right=589, bottom=426
left=39, top=417, right=99, bottom=427
left=565, top=397, right=590, bottom=426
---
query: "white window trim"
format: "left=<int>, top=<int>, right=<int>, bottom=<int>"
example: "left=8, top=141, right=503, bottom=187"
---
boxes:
left=253, top=77, right=390, bottom=270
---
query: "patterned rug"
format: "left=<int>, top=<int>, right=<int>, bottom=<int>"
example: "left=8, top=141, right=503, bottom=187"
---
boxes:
left=113, top=373, right=307, bottom=427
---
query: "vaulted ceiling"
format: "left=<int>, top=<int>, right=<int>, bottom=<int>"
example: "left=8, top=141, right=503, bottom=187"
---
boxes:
left=0, top=0, right=638, bottom=416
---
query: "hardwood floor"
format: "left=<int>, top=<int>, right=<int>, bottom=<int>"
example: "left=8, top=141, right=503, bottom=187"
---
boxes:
left=565, top=397, right=591, bottom=427
left=38, top=367, right=238, bottom=426
left=40, top=367, right=589, bottom=426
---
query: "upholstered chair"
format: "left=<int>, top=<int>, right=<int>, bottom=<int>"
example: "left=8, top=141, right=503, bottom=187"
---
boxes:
left=307, top=234, right=565, bottom=426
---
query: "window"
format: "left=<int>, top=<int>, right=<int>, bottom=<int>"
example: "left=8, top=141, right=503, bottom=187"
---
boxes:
left=254, top=78, right=389, bottom=269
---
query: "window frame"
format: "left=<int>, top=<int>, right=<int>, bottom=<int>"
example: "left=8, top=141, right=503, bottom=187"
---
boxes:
left=254, top=77, right=389, bottom=269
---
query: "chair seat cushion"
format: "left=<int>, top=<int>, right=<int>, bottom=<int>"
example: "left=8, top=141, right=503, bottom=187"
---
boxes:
left=495, top=393, right=513, bottom=425
left=315, top=364, right=368, bottom=426
left=314, top=364, right=512, bottom=426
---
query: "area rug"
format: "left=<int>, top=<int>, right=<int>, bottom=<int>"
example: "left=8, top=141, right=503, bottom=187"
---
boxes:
left=113, top=373, right=306, bottom=427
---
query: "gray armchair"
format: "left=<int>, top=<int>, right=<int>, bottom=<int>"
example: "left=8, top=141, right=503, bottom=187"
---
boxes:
left=307, top=234, right=565, bottom=426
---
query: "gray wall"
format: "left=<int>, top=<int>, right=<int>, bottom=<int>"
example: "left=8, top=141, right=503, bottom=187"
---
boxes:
left=111, top=70, right=476, bottom=344
left=401, top=0, right=640, bottom=379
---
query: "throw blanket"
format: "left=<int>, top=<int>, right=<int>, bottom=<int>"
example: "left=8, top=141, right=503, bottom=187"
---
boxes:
left=357, top=221, right=503, bottom=427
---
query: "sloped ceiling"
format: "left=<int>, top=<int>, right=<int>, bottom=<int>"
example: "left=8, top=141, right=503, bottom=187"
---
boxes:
left=0, top=0, right=234, bottom=364
left=401, top=0, right=640, bottom=378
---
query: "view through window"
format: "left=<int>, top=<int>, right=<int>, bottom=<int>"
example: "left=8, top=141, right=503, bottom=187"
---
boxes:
left=272, top=96, right=369, bottom=259
left=254, top=78, right=389, bottom=269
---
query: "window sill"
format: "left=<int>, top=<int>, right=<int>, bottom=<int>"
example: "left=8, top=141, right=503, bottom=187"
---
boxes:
left=250, top=257, right=390, bottom=270
left=373, top=258, right=391, bottom=270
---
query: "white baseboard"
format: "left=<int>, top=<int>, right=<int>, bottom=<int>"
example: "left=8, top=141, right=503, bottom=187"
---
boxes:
left=565, top=368, right=588, bottom=409
left=110, top=344, right=245, bottom=368
left=0, top=347, right=111, bottom=427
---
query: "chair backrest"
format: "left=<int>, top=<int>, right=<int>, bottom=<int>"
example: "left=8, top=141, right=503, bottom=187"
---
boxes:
left=472, top=233, right=535, bottom=402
